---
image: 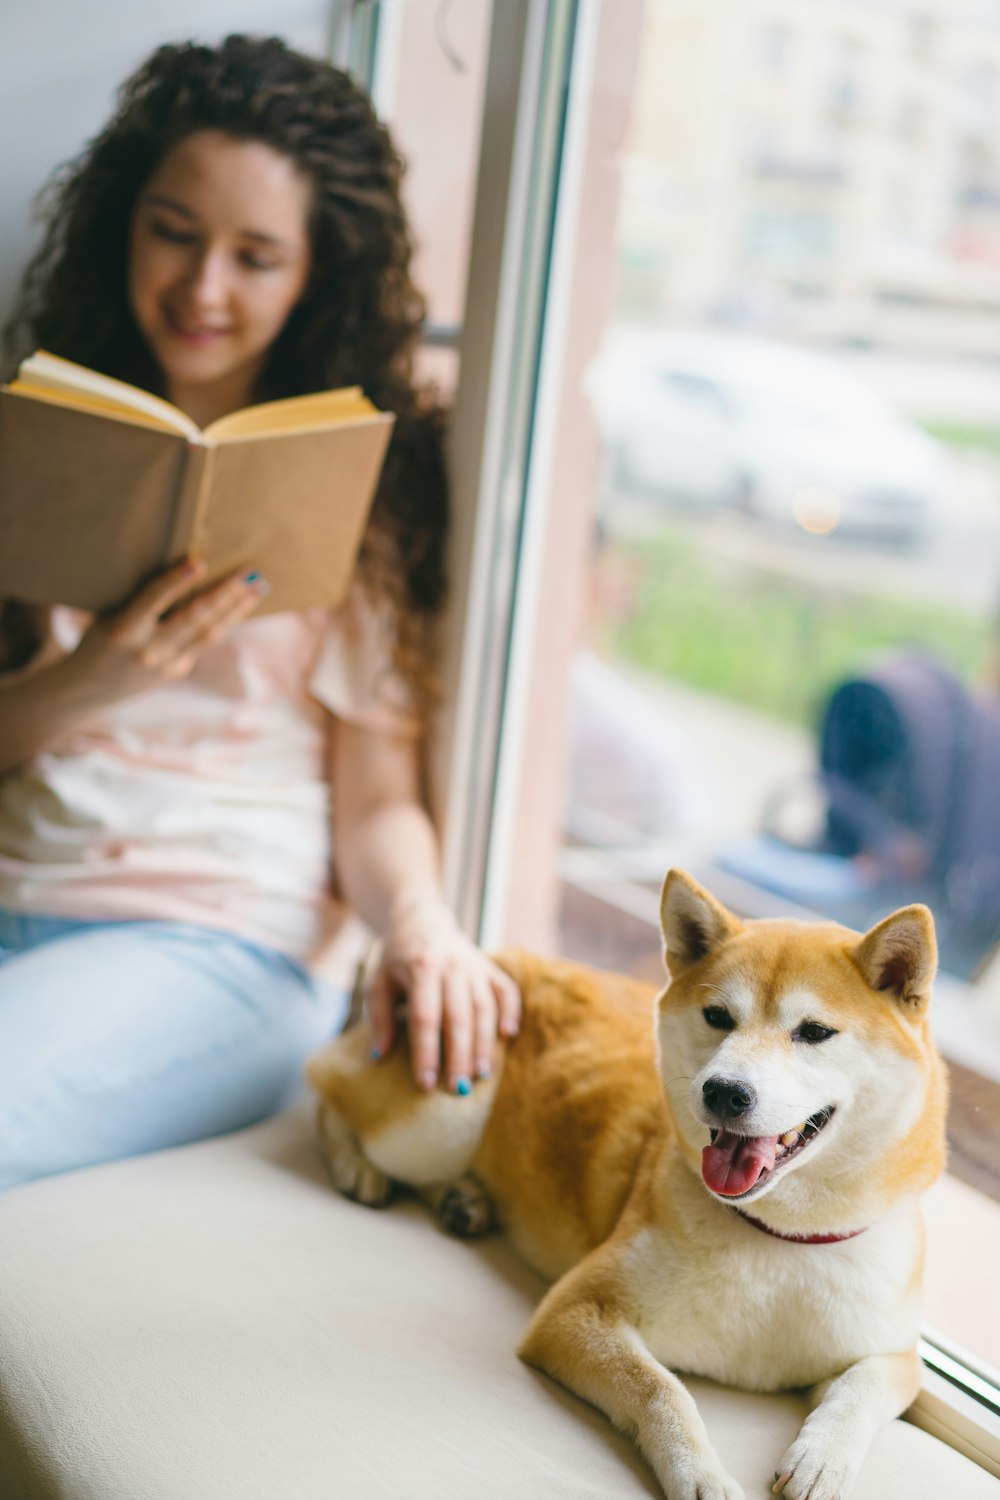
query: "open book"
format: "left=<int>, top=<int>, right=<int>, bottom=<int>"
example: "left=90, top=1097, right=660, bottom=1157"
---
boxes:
left=0, top=351, right=395, bottom=615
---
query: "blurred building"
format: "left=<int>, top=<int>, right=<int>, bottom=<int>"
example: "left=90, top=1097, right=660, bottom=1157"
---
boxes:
left=622, top=0, right=1000, bottom=355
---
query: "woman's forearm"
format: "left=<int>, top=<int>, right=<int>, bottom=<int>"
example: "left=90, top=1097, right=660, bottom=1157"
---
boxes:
left=0, top=655, right=106, bottom=772
left=330, top=716, right=444, bottom=936
left=335, top=794, right=444, bottom=936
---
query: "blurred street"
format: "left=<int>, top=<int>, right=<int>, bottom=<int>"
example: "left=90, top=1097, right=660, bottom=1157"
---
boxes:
left=600, top=342, right=1000, bottom=618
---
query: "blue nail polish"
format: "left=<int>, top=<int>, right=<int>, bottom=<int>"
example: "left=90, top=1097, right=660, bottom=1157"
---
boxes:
left=370, top=1047, right=381, bottom=1062
left=456, top=1077, right=471, bottom=1097
left=243, top=570, right=260, bottom=584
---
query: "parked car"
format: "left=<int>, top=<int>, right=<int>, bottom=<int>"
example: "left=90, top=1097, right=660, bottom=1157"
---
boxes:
left=585, top=329, right=951, bottom=545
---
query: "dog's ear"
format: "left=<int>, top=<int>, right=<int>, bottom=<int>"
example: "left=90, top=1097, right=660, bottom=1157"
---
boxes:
left=660, top=869, right=741, bottom=978
left=853, top=904, right=937, bottom=1015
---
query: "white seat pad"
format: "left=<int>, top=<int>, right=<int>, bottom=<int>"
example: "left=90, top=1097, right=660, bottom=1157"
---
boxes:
left=0, top=1107, right=997, bottom=1500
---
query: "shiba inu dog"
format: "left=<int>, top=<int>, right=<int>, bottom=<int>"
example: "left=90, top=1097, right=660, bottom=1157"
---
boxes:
left=306, top=869, right=946, bottom=1500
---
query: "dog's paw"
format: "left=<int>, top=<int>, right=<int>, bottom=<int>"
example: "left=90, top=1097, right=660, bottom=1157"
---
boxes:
left=653, top=1449, right=744, bottom=1500
left=434, top=1174, right=494, bottom=1238
left=772, top=1432, right=861, bottom=1500
left=667, top=1461, right=744, bottom=1500
left=317, top=1105, right=393, bottom=1208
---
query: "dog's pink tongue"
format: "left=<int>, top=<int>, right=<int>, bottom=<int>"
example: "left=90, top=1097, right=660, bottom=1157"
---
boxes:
left=702, top=1130, right=779, bottom=1196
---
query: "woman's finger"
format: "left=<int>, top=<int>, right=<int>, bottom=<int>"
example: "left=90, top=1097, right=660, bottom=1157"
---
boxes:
left=406, top=963, right=443, bottom=1092
left=493, top=965, right=522, bottom=1039
left=471, top=976, right=498, bottom=1082
left=365, top=967, right=397, bottom=1060
left=114, top=556, right=207, bottom=636
left=442, top=968, right=476, bottom=1094
left=152, top=571, right=264, bottom=662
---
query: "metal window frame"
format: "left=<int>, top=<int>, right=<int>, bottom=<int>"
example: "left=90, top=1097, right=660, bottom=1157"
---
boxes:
left=913, top=1335, right=1000, bottom=1478
left=430, top=0, right=582, bottom=937
left=327, top=0, right=381, bottom=84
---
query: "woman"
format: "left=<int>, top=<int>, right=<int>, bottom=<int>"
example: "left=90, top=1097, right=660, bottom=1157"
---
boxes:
left=0, top=35, right=519, bottom=1190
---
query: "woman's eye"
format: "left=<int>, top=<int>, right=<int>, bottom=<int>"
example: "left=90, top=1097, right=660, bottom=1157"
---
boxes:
left=702, top=1006, right=735, bottom=1032
left=794, top=1022, right=837, bottom=1045
left=149, top=220, right=196, bottom=245
left=238, top=251, right=280, bottom=272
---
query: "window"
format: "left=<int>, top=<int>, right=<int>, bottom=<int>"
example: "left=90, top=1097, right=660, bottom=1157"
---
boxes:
left=755, top=21, right=792, bottom=76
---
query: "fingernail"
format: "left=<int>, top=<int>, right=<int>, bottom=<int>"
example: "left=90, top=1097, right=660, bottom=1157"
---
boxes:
left=243, top=570, right=261, bottom=584
left=475, top=1059, right=491, bottom=1081
left=455, top=1076, right=471, bottom=1097
left=419, top=1069, right=437, bottom=1092
left=370, top=1047, right=381, bottom=1062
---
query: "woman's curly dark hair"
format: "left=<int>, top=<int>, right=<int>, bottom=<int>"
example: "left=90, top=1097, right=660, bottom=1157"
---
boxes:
left=3, top=34, right=447, bottom=704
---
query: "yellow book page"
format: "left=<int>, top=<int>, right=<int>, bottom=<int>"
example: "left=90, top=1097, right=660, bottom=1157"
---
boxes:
left=205, top=387, right=378, bottom=441
left=16, top=351, right=198, bottom=437
left=4, top=382, right=188, bottom=436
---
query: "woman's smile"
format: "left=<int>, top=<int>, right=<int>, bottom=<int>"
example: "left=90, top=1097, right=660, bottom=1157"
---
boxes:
left=161, top=306, right=232, bottom=342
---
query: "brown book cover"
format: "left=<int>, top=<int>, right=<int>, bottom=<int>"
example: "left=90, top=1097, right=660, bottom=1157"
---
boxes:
left=0, top=352, right=395, bottom=615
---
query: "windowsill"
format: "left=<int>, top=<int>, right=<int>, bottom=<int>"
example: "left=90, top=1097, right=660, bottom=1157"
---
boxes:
left=910, top=1359, right=1000, bottom=1480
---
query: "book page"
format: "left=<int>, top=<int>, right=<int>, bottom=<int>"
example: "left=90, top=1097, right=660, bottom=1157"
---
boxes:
left=14, top=351, right=199, bottom=438
left=3, top=383, right=189, bottom=437
left=205, top=387, right=377, bottom=441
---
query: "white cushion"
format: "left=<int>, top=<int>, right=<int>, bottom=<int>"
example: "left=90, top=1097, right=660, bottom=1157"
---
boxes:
left=0, top=1107, right=997, bottom=1500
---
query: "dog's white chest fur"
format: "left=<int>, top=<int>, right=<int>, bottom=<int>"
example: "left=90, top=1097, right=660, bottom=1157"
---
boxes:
left=627, top=1208, right=921, bottom=1392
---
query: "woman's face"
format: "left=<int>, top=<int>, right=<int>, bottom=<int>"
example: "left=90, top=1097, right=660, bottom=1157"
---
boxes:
left=128, top=130, right=313, bottom=422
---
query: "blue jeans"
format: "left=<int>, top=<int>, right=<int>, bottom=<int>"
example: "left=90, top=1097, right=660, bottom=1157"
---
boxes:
left=0, top=910, right=350, bottom=1191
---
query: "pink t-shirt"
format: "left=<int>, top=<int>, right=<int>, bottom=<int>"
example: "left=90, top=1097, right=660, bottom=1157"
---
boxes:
left=0, top=591, right=420, bottom=986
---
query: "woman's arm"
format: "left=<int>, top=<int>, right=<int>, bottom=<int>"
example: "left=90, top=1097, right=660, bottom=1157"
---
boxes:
left=0, top=561, right=266, bottom=773
left=0, top=650, right=120, bottom=772
left=331, top=717, right=521, bottom=1094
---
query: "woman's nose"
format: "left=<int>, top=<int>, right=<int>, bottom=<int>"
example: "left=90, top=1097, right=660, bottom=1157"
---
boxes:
left=181, top=248, right=229, bottom=307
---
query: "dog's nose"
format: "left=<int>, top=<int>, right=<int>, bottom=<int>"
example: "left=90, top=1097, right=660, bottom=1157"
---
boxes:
left=702, top=1075, right=757, bottom=1121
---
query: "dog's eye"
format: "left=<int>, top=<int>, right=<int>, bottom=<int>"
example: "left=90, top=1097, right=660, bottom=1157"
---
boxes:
left=793, top=1022, right=837, bottom=1044
left=702, top=1006, right=736, bottom=1031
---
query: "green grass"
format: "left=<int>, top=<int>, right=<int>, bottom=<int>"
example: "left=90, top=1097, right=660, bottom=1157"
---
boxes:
left=600, top=529, right=990, bottom=728
left=918, top=418, right=1000, bottom=458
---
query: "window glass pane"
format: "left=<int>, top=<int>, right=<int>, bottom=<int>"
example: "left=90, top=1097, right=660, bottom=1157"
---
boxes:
left=500, top=0, right=1000, bottom=1381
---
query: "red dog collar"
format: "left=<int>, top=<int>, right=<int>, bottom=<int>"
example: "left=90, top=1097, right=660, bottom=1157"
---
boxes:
left=733, top=1207, right=868, bottom=1245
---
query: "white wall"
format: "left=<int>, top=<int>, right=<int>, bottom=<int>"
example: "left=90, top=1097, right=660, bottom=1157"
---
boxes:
left=0, top=0, right=333, bottom=326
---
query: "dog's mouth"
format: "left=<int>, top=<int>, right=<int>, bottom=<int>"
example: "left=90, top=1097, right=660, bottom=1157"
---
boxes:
left=702, top=1107, right=835, bottom=1199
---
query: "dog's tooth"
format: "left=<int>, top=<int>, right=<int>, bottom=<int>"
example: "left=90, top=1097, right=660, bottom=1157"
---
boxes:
left=780, top=1130, right=799, bottom=1147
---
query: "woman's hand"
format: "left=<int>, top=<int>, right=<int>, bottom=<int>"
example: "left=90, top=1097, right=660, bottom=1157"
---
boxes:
left=367, top=894, right=522, bottom=1094
left=330, top=719, right=522, bottom=1095
left=0, top=559, right=268, bottom=773
left=67, top=557, right=267, bottom=708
